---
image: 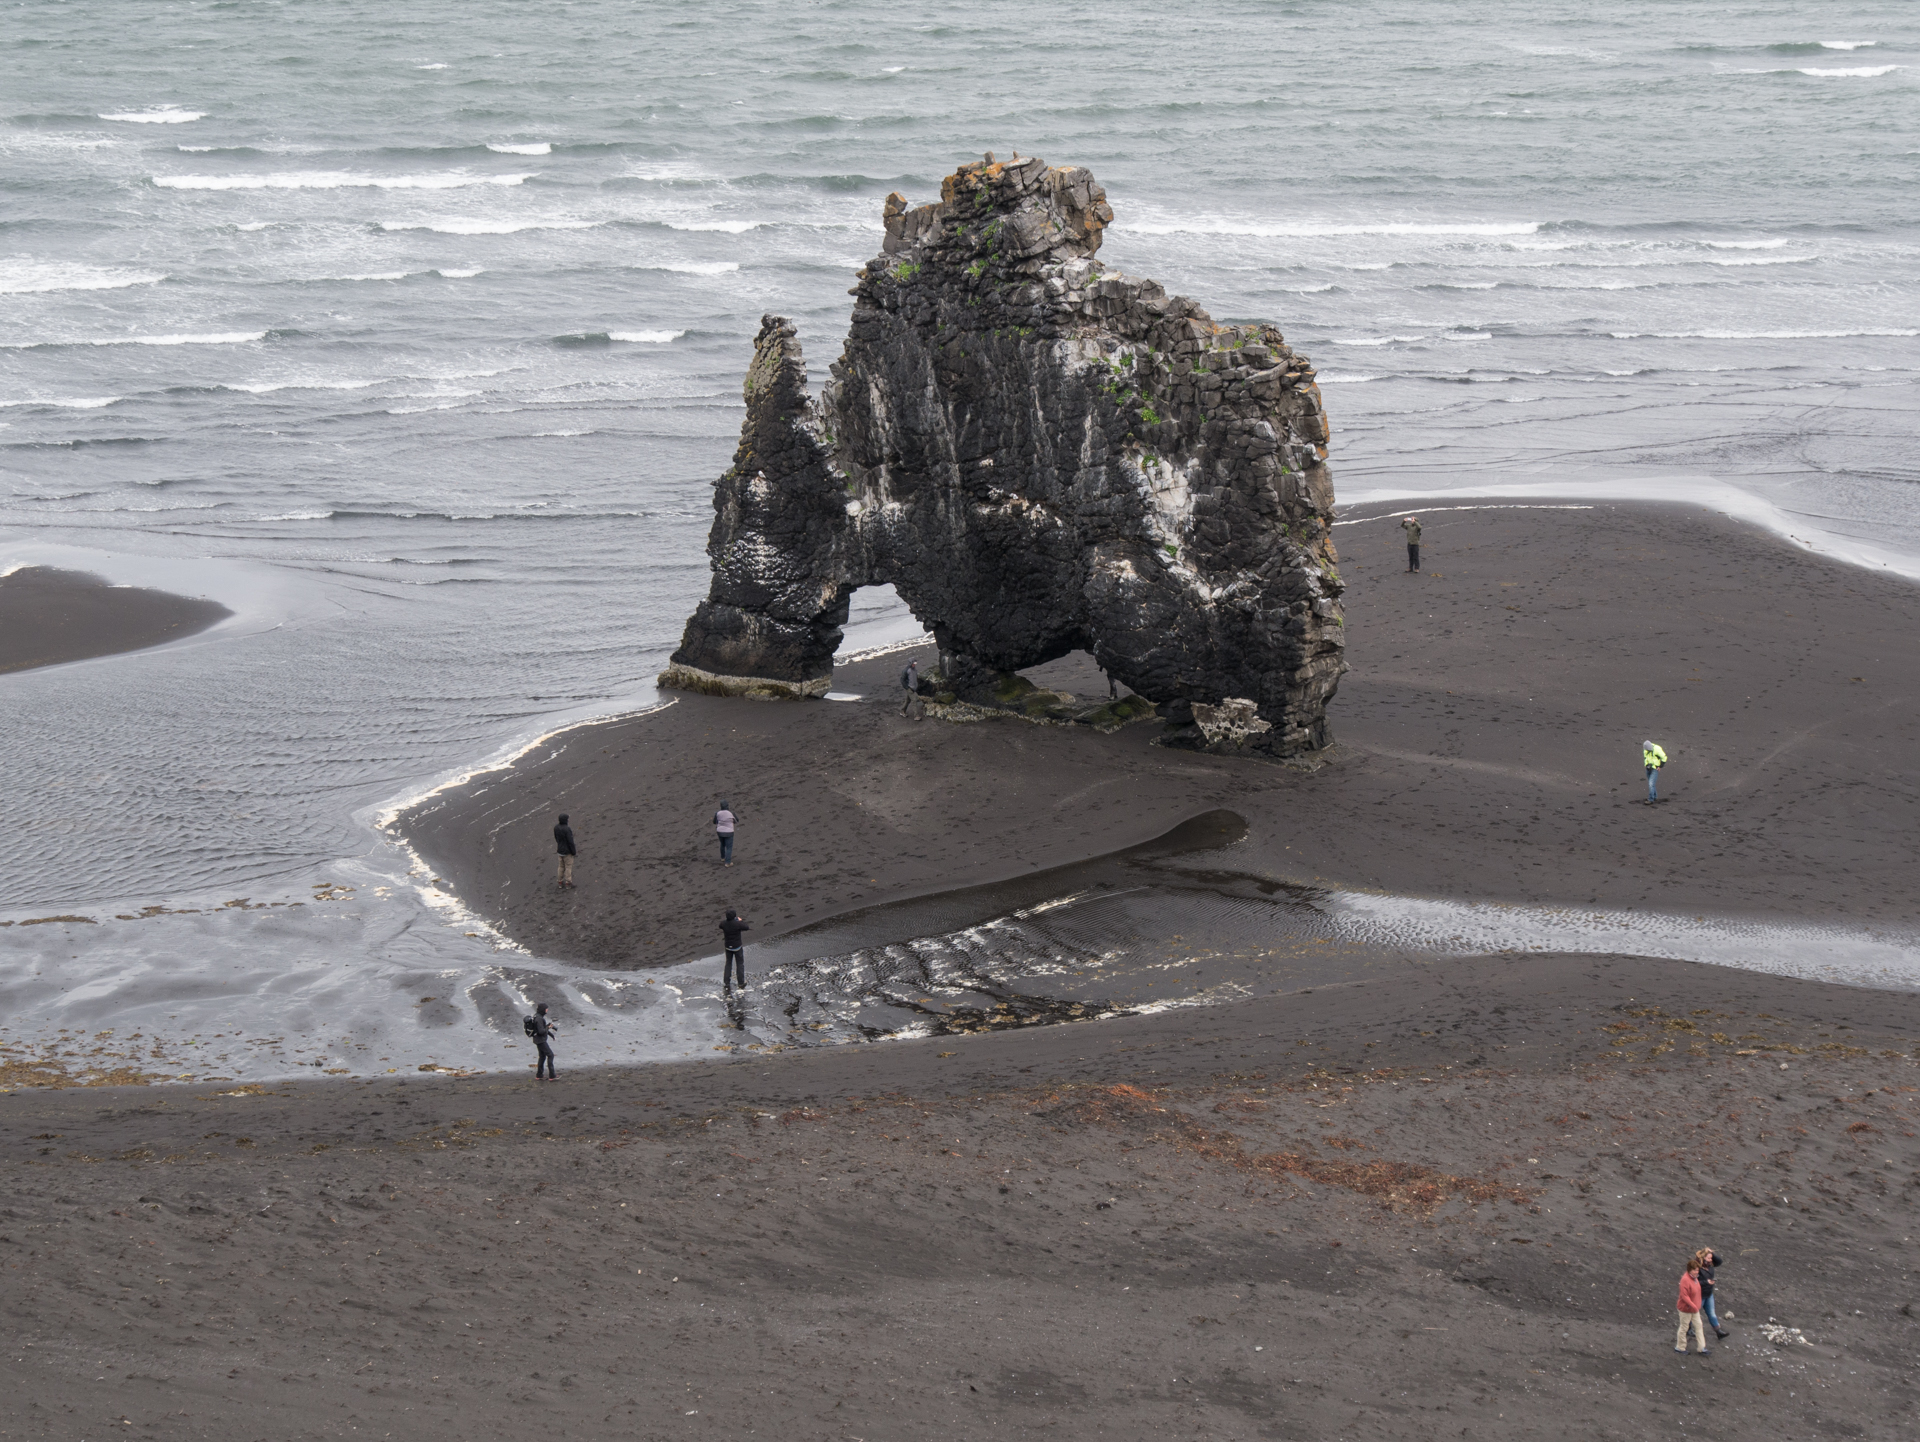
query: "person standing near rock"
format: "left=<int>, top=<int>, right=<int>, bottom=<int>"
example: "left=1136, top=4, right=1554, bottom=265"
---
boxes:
left=1643, top=739, right=1669, bottom=803
left=1401, top=516, right=1422, bottom=573
left=553, top=812, right=577, bottom=890
left=713, top=800, right=738, bottom=866
left=900, top=658, right=921, bottom=719
left=1674, top=1256, right=1710, bottom=1356
left=530, top=1003, right=558, bottom=1080
left=720, top=908, right=750, bottom=991
left=1696, top=1248, right=1728, bottom=1339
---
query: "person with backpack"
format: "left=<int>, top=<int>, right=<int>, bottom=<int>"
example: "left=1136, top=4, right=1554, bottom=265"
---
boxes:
left=720, top=908, right=749, bottom=992
left=553, top=812, right=577, bottom=889
left=900, top=657, right=921, bottom=719
left=1674, top=1256, right=1710, bottom=1356
left=713, top=800, right=738, bottom=866
left=1643, top=739, right=1669, bottom=803
left=1696, top=1247, right=1728, bottom=1339
left=526, top=1003, right=558, bottom=1079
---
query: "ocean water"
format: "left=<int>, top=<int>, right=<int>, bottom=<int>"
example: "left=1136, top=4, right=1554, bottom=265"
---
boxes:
left=3, top=1, right=1918, bottom=1082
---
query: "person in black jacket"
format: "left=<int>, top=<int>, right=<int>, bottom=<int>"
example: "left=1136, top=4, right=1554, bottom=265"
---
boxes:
left=531, top=1003, right=558, bottom=1079
left=1696, top=1247, right=1728, bottom=1339
left=553, top=813, right=577, bottom=889
left=720, top=908, right=749, bottom=991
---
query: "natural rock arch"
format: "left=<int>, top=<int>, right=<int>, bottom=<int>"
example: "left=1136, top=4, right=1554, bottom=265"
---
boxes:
left=662, top=153, right=1346, bottom=755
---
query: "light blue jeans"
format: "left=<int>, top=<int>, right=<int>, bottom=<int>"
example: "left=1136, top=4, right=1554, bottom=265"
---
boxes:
left=1646, top=766, right=1659, bottom=801
left=1703, top=1294, right=1722, bottom=1332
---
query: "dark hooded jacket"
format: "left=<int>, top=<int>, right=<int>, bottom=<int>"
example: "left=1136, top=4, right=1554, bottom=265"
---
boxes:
left=554, top=820, right=576, bottom=856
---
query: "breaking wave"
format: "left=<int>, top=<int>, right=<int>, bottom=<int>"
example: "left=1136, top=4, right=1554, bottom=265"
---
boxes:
left=376, top=218, right=600, bottom=234
left=155, top=171, right=533, bottom=191
left=1129, top=219, right=1542, bottom=238
left=0, top=261, right=166, bottom=294
left=1, top=331, right=266, bottom=350
left=99, top=106, right=203, bottom=123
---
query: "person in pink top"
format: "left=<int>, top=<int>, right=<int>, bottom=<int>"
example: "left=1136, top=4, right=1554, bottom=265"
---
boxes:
left=1674, top=1258, right=1711, bottom=1355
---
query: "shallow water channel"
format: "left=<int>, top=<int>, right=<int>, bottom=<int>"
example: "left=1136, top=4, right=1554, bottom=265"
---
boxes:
left=648, top=810, right=1920, bottom=1053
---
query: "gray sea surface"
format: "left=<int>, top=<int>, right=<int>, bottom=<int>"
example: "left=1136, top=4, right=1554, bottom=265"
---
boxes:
left=3, top=1, right=1917, bottom=1080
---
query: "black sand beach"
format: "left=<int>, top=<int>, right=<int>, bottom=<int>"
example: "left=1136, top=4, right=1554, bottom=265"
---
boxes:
left=9, top=502, right=1920, bottom=1440
left=4, top=955, right=1916, bottom=1440
left=401, top=502, right=1920, bottom=971
left=0, top=566, right=231, bottom=675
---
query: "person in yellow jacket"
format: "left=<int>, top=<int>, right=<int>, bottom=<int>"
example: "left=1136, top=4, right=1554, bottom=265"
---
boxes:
left=1643, top=739, right=1668, bottom=803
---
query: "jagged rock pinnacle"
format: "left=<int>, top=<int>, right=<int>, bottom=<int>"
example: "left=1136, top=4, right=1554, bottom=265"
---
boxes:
left=663, top=153, right=1347, bottom=755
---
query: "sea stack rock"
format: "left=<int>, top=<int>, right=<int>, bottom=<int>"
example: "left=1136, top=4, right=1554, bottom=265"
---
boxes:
left=662, top=153, right=1346, bottom=754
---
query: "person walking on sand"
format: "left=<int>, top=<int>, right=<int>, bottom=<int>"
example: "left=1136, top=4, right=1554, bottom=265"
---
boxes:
left=1643, top=739, right=1668, bottom=803
left=553, top=812, right=577, bottom=889
left=530, top=1002, right=558, bottom=1080
left=1696, top=1247, right=1729, bottom=1339
left=1401, top=515, right=1422, bottom=573
left=720, top=908, right=750, bottom=991
left=713, top=799, right=738, bottom=866
left=900, top=658, right=921, bottom=719
left=1674, top=1257, right=1711, bottom=1356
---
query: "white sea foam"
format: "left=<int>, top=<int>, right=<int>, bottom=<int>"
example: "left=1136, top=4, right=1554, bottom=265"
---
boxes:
left=234, top=221, right=274, bottom=231
left=433, top=267, right=485, bottom=278
left=99, top=106, right=204, bottom=123
left=1736, top=64, right=1900, bottom=77
left=156, top=171, right=532, bottom=191
left=325, top=271, right=411, bottom=282
left=258, top=510, right=334, bottom=521
left=609, top=330, right=685, bottom=343
left=1334, top=334, right=1426, bottom=346
left=657, top=260, right=740, bottom=275
left=1277, top=282, right=1336, bottom=293
left=378, top=218, right=599, bottom=234
left=1819, top=40, right=1875, bottom=50
left=0, top=261, right=166, bottom=294
left=220, top=378, right=382, bottom=394
left=660, top=219, right=763, bottom=233
left=1129, top=219, right=1541, bottom=238
left=1705, top=238, right=1789, bottom=249
left=1610, top=328, right=1919, bottom=340
left=414, top=62, right=448, bottom=70
left=1, top=331, right=265, bottom=350
left=1442, top=331, right=1493, bottom=341
left=1316, top=373, right=1379, bottom=383
left=1702, top=253, right=1812, bottom=266
left=487, top=142, right=551, bottom=155
left=0, top=396, right=122, bottom=409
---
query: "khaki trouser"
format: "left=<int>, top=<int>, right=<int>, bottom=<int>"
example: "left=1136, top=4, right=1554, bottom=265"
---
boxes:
left=557, top=854, right=574, bottom=885
left=1675, top=1309, right=1708, bottom=1352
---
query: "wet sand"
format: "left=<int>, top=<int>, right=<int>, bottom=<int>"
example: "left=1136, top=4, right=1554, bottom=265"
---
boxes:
left=4, top=954, right=1916, bottom=1440
left=400, top=501, right=1920, bottom=971
left=0, top=566, right=232, bottom=675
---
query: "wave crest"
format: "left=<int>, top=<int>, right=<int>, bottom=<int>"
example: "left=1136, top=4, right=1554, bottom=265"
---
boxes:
left=99, top=106, right=204, bottom=123
left=155, top=171, right=532, bottom=191
left=377, top=218, right=598, bottom=235
left=0, top=261, right=165, bottom=294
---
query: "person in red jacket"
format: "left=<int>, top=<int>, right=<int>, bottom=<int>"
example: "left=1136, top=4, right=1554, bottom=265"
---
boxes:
left=1674, top=1258, right=1711, bottom=1355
